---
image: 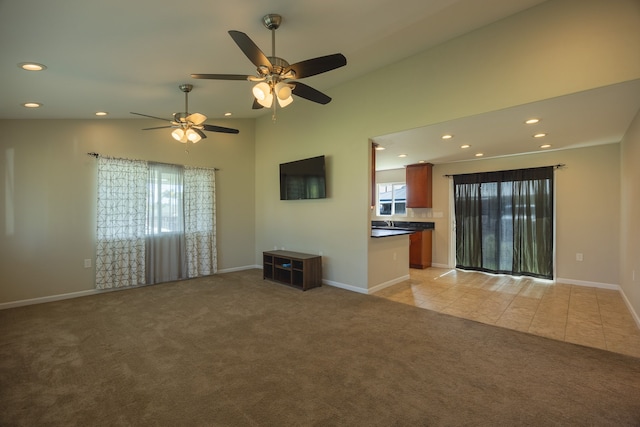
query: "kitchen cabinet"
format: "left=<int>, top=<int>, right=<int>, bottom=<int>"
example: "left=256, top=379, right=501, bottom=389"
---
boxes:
left=409, top=230, right=432, bottom=269
left=406, top=163, right=433, bottom=208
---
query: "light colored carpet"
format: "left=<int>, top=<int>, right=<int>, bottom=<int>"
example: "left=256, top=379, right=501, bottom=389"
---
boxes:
left=1, top=269, right=639, bottom=426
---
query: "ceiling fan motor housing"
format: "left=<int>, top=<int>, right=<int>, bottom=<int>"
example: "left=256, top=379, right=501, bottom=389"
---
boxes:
left=264, top=56, right=290, bottom=77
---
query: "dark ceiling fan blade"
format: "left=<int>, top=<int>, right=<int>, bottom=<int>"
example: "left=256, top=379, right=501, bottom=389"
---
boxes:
left=252, top=98, right=264, bottom=110
left=228, top=30, right=272, bottom=71
left=202, top=124, right=240, bottom=134
left=130, top=112, right=172, bottom=121
left=285, top=53, right=347, bottom=79
left=291, top=82, right=332, bottom=105
left=193, top=128, right=207, bottom=139
left=191, top=73, right=253, bottom=81
left=141, top=126, right=173, bottom=130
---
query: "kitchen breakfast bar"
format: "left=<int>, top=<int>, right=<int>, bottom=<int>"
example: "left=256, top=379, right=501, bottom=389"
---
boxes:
left=367, top=221, right=435, bottom=291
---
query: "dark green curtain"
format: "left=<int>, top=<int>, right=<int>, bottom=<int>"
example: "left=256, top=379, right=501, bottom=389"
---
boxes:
left=453, top=166, right=554, bottom=279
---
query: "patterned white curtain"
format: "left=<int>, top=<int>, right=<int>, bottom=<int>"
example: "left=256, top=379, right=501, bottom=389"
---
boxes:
left=96, top=157, right=147, bottom=289
left=184, top=166, right=217, bottom=277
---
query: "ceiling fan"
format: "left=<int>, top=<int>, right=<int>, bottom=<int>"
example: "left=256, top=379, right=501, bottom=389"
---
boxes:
left=191, top=13, right=347, bottom=118
left=130, top=84, right=239, bottom=144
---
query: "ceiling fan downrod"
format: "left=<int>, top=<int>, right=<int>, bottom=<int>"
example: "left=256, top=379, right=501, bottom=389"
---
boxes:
left=262, top=13, right=281, bottom=58
left=179, top=83, right=193, bottom=116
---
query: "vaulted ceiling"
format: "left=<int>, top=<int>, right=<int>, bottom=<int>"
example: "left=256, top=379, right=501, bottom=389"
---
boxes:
left=2, top=0, right=638, bottom=169
left=0, top=0, right=549, bottom=120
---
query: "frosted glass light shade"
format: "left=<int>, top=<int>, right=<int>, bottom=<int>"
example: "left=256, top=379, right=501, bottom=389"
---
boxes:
left=186, top=129, right=201, bottom=143
left=275, top=82, right=293, bottom=107
left=253, top=82, right=273, bottom=108
left=172, top=128, right=185, bottom=141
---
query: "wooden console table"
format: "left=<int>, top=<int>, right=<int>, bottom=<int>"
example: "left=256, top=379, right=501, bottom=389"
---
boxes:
left=263, top=250, right=322, bottom=291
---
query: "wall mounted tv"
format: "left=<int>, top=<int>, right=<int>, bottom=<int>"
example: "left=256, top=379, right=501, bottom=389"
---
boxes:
left=280, top=155, right=327, bottom=200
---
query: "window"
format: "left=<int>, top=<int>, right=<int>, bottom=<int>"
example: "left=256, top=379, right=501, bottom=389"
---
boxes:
left=147, top=164, right=184, bottom=234
left=377, top=183, right=406, bottom=216
left=96, top=157, right=217, bottom=289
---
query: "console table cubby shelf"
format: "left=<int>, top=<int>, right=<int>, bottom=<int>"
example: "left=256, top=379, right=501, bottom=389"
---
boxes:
left=263, top=250, right=322, bottom=291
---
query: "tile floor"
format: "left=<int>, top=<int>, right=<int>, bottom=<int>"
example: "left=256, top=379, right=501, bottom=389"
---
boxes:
left=373, top=267, right=640, bottom=358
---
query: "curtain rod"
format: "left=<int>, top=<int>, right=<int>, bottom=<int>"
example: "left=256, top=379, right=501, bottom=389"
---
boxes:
left=442, top=163, right=565, bottom=178
left=87, top=152, right=219, bottom=171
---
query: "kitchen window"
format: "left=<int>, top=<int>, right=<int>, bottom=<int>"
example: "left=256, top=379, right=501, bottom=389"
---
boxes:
left=377, top=183, right=406, bottom=216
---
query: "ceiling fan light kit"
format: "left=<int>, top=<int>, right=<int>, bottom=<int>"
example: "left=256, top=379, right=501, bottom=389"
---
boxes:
left=191, top=13, right=347, bottom=120
left=130, top=83, right=239, bottom=148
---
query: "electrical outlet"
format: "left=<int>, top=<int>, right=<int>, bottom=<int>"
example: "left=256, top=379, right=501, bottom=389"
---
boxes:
left=576, top=253, right=583, bottom=262
left=393, top=252, right=397, bottom=261
left=84, top=259, right=92, bottom=268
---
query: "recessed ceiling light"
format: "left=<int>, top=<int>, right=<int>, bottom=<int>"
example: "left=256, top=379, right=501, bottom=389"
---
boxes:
left=375, top=145, right=386, bottom=151
left=23, top=102, right=42, bottom=108
left=533, top=133, right=547, bottom=138
left=19, top=62, right=47, bottom=71
left=441, top=134, right=453, bottom=140
left=475, top=153, right=484, bottom=157
left=398, top=154, right=407, bottom=158
left=525, top=118, right=540, bottom=124
left=460, top=144, right=471, bottom=149
left=224, top=112, right=232, bottom=116
left=540, top=144, right=552, bottom=149
left=418, top=160, right=426, bottom=163
left=95, top=111, right=108, bottom=116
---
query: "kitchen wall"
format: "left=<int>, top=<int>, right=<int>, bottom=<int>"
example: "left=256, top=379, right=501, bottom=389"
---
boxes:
left=0, top=118, right=256, bottom=304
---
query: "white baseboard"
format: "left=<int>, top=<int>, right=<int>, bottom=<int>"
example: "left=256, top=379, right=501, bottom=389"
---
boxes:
left=0, top=266, right=261, bottom=310
left=555, top=277, right=620, bottom=290
left=366, top=275, right=411, bottom=295
left=218, top=265, right=261, bottom=273
left=431, top=263, right=451, bottom=269
left=619, top=289, right=640, bottom=330
left=0, top=289, right=103, bottom=310
left=323, top=279, right=372, bottom=294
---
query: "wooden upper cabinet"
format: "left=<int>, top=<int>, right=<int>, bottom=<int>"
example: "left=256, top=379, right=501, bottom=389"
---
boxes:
left=405, top=163, right=433, bottom=208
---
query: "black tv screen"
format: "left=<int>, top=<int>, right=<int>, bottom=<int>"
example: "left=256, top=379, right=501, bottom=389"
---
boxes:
left=280, top=155, right=327, bottom=200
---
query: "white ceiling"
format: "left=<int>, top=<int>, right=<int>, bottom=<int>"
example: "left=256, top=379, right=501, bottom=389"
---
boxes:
left=373, top=79, right=640, bottom=169
left=1, top=0, right=638, bottom=170
left=1, top=0, right=548, bottom=120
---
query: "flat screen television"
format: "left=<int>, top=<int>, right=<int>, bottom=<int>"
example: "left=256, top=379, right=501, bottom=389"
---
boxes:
left=280, top=155, right=327, bottom=200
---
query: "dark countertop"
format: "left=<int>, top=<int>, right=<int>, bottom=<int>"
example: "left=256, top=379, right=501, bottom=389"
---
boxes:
left=370, top=220, right=435, bottom=238
left=371, top=228, right=415, bottom=238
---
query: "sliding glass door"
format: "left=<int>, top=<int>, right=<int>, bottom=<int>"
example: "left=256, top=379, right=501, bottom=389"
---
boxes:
left=453, top=166, right=554, bottom=279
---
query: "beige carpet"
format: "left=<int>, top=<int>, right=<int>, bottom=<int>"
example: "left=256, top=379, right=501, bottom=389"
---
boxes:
left=1, top=269, right=640, bottom=426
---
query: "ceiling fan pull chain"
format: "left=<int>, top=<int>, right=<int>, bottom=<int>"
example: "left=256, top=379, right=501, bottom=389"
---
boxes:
left=272, top=97, right=277, bottom=122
